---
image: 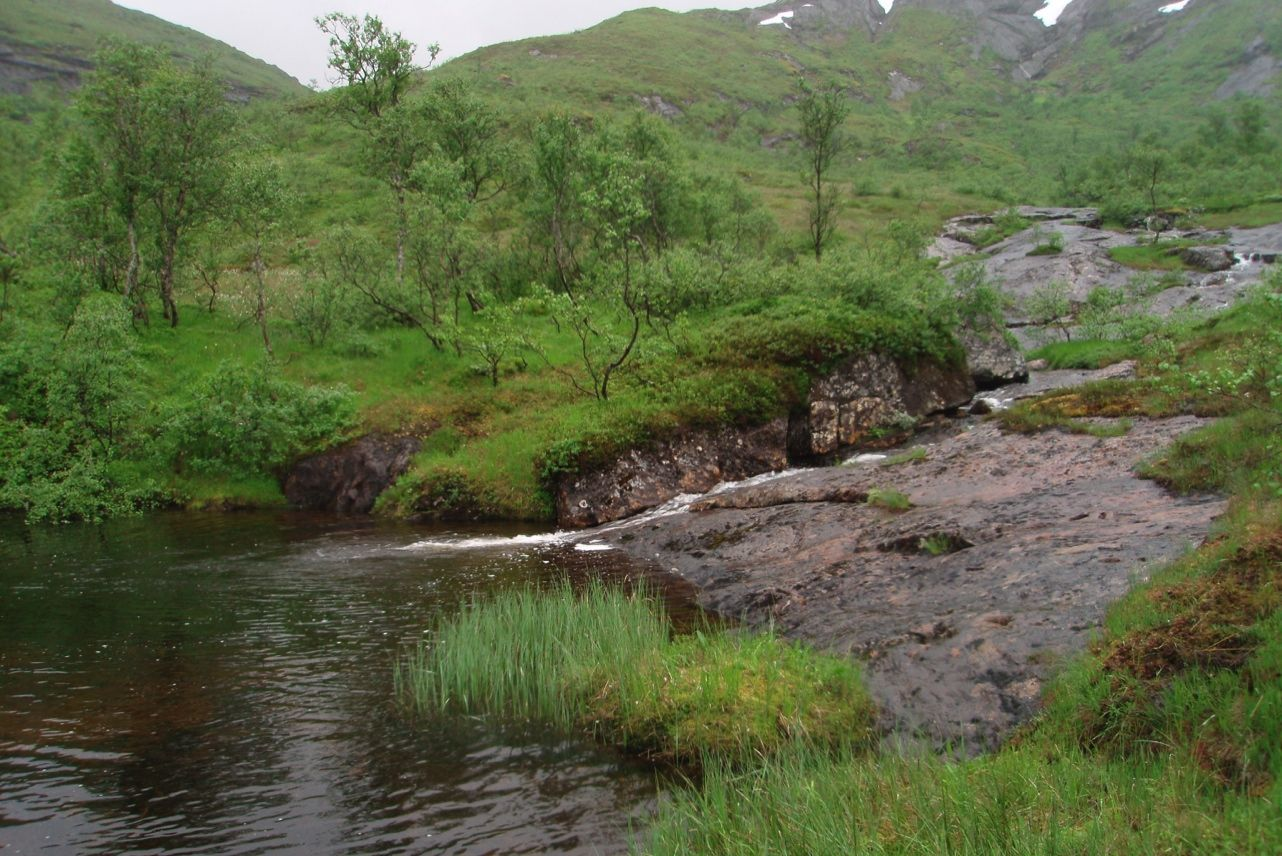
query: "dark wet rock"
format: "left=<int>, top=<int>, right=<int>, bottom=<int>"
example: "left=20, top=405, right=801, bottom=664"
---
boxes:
left=792, top=354, right=975, bottom=458
left=960, top=325, right=1028, bottom=390
left=284, top=434, right=421, bottom=514
left=691, top=482, right=868, bottom=512
left=555, top=419, right=788, bottom=528
left=597, top=415, right=1224, bottom=748
left=1180, top=246, right=1235, bottom=272
left=968, top=398, right=993, bottom=416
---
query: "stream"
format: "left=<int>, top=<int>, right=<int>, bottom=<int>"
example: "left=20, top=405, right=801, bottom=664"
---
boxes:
left=0, top=512, right=697, bottom=855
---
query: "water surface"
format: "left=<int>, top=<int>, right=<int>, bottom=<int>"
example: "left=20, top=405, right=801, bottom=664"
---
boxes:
left=0, top=512, right=687, bottom=854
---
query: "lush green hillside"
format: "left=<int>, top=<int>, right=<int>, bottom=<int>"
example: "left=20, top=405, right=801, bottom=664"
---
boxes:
left=2, top=0, right=1281, bottom=525
left=0, top=0, right=304, bottom=101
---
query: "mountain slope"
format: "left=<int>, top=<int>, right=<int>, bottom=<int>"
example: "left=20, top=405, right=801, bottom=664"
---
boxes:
left=420, top=0, right=1279, bottom=216
left=0, top=0, right=304, bottom=102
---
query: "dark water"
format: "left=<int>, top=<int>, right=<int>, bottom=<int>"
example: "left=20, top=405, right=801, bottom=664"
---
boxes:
left=0, top=512, right=691, bottom=855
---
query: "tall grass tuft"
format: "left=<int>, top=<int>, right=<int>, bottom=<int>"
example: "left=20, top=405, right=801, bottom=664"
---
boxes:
left=396, top=581, right=669, bottom=726
left=396, top=581, right=875, bottom=765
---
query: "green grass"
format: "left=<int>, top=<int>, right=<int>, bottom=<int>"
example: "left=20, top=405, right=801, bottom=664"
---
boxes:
left=396, top=581, right=875, bottom=765
left=1197, top=199, right=1282, bottom=230
left=642, top=739, right=1281, bottom=854
left=866, top=487, right=913, bottom=511
left=1027, top=340, right=1139, bottom=370
left=880, top=447, right=928, bottom=467
left=1108, top=242, right=1197, bottom=272
left=1141, top=408, right=1282, bottom=496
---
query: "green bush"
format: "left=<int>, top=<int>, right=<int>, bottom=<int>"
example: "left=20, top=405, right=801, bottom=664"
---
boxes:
left=161, top=360, right=355, bottom=477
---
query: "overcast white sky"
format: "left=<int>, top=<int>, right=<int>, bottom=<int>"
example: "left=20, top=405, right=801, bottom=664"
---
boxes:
left=114, top=1, right=773, bottom=87
left=114, top=0, right=1077, bottom=87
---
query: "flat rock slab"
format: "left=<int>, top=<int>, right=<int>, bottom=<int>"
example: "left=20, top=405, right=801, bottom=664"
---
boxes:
left=598, top=415, right=1224, bottom=749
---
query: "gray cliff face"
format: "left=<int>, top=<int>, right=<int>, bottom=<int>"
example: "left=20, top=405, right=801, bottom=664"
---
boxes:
left=749, top=0, right=1255, bottom=85
left=894, top=0, right=1051, bottom=63
left=284, top=435, right=421, bottom=514
left=792, top=0, right=888, bottom=34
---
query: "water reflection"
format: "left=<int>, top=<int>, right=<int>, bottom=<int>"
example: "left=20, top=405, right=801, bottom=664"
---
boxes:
left=0, top=512, right=686, bottom=854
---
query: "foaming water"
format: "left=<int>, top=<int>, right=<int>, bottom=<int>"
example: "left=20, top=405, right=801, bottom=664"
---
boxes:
left=393, top=467, right=813, bottom=558
left=400, top=531, right=570, bottom=553
left=0, top=512, right=683, bottom=855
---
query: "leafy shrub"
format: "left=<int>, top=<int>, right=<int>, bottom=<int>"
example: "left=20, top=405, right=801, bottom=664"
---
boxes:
left=1027, top=227, right=1065, bottom=256
left=161, top=361, right=355, bottom=477
left=951, top=260, right=1008, bottom=330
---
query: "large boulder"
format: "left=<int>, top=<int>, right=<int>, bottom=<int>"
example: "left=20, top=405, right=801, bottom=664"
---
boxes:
left=960, top=326, right=1029, bottom=390
left=283, top=434, right=421, bottom=513
left=790, top=354, right=975, bottom=458
left=1180, top=246, right=1235, bottom=272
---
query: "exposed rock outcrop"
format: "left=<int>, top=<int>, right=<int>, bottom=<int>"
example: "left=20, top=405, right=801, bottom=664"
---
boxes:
left=283, top=434, right=421, bottom=513
left=556, top=354, right=974, bottom=527
left=755, top=0, right=887, bottom=35
left=791, top=354, right=974, bottom=458
left=1180, top=246, right=1235, bottom=272
left=596, top=413, right=1225, bottom=748
left=1214, top=36, right=1279, bottom=99
left=960, top=326, right=1028, bottom=389
left=555, top=419, right=789, bottom=528
left=895, top=0, right=1049, bottom=64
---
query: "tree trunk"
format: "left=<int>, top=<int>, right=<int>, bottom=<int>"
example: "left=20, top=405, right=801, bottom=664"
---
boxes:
left=160, top=238, right=179, bottom=327
left=394, top=181, right=407, bottom=282
left=253, top=253, right=273, bottom=358
left=124, top=219, right=148, bottom=324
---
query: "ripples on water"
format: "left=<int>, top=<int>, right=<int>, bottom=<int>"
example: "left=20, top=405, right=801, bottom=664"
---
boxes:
left=0, top=513, right=691, bottom=854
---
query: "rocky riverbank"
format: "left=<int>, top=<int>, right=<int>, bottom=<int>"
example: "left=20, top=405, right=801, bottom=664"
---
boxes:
left=591, top=388, right=1224, bottom=748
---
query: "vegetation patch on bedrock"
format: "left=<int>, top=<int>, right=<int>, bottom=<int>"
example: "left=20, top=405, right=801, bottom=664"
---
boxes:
left=1108, top=241, right=1201, bottom=272
left=865, top=487, right=913, bottom=512
left=394, top=581, right=875, bottom=766
left=1026, top=339, right=1142, bottom=370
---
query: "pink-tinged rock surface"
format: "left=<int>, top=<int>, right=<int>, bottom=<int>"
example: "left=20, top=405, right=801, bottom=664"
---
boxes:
left=597, top=415, right=1225, bottom=748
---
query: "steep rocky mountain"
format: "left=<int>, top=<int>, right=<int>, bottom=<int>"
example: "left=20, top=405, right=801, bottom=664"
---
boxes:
left=0, top=0, right=303, bottom=102
left=744, top=0, right=1280, bottom=86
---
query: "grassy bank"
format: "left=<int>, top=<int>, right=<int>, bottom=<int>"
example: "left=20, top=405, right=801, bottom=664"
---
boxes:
left=395, top=582, right=875, bottom=765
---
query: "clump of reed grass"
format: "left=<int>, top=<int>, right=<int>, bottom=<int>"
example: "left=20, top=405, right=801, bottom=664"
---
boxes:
left=395, top=581, right=875, bottom=765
